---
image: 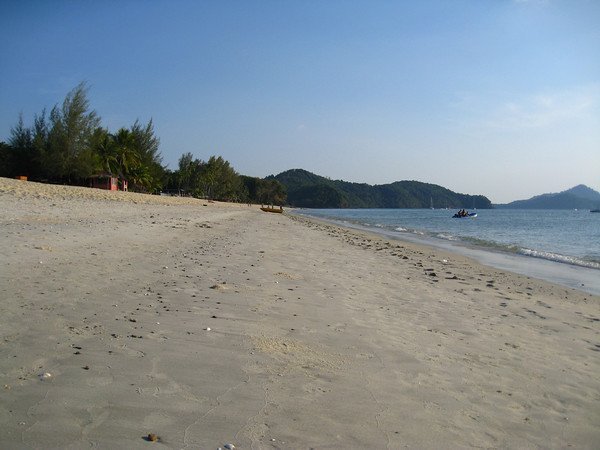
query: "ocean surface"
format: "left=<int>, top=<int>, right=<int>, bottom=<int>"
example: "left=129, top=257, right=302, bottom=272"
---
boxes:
left=295, top=208, right=600, bottom=295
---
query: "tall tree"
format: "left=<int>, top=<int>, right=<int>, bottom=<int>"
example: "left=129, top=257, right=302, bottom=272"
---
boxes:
left=198, top=155, right=243, bottom=201
left=91, top=127, right=118, bottom=175
left=8, top=113, right=33, bottom=177
left=112, top=128, right=139, bottom=178
left=0, top=141, right=14, bottom=177
left=30, top=109, right=49, bottom=178
left=177, top=152, right=195, bottom=193
left=45, top=82, right=101, bottom=183
left=129, top=119, right=163, bottom=192
left=9, top=113, right=32, bottom=150
left=257, top=179, right=287, bottom=205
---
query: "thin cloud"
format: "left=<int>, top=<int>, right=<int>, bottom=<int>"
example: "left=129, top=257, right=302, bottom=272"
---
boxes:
left=483, top=85, right=599, bottom=130
left=452, top=84, right=600, bottom=133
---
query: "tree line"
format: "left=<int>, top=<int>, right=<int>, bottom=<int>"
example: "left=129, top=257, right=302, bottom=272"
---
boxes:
left=0, top=82, right=286, bottom=205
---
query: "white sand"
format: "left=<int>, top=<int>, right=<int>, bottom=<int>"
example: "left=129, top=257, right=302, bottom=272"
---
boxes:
left=1, top=177, right=599, bottom=449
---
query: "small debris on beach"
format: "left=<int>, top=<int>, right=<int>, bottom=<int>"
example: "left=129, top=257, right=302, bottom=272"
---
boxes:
left=38, top=372, right=52, bottom=381
left=144, top=433, right=160, bottom=442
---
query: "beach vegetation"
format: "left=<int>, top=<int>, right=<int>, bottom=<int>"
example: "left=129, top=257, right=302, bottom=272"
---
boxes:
left=240, top=176, right=286, bottom=206
left=44, top=82, right=102, bottom=183
left=198, top=156, right=244, bottom=201
left=7, top=113, right=36, bottom=178
left=91, top=127, right=119, bottom=176
left=175, top=152, right=205, bottom=195
left=169, top=153, right=248, bottom=201
left=128, top=119, right=164, bottom=192
left=256, top=178, right=287, bottom=205
left=2, top=83, right=167, bottom=193
left=1, top=82, right=286, bottom=203
left=4, top=82, right=497, bottom=209
left=0, top=141, right=14, bottom=177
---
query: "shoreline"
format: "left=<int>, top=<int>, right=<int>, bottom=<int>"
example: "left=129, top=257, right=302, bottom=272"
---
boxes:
left=293, top=210, right=600, bottom=296
left=1, top=178, right=599, bottom=448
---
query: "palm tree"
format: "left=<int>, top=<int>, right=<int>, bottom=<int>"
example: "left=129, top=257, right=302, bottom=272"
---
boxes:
left=92, top=128, right=119, bottom=175
left=112, top=128, right=140, bottom=180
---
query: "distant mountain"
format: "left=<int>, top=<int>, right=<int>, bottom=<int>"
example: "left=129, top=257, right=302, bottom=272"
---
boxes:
left=268, top=169, right=492, bottom=209
left=496, top=185, right=600, bottom=209
left=566, top=184, right=600, bottom=202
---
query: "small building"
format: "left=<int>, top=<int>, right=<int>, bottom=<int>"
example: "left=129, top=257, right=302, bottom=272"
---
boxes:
left=90, top=175, right=127, bottom=191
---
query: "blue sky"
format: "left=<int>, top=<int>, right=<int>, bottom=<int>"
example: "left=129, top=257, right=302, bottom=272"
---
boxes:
left=1, top=0, right=598, bottom=203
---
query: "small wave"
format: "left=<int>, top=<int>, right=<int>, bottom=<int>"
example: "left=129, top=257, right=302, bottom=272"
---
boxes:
left=395, top=227, right=408, bottom=232
left=436, top=233, right=459, bottom=241
left=462, top=236, right=521, bottom=253
left=518, top=248, right=600, bottom=270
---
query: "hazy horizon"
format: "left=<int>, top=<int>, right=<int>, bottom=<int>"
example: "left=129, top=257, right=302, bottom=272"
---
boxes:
left=1, top=1, right=598, bottom=203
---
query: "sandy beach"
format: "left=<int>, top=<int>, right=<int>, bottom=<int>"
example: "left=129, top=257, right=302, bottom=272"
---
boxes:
left=1, top=177, right=599, bottom=449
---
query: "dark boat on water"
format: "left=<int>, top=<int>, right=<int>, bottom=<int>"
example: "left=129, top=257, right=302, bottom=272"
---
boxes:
left=452, top=210, right=477, bottom=218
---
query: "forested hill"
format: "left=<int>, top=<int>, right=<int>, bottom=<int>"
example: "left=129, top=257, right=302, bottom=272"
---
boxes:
left=269, top=169, right=492, bottom=209
left=495, top=185, right=600, bottom=209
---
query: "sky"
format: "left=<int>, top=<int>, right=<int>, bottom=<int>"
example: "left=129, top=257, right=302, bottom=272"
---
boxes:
left=1, top=0, right=598, bottom=203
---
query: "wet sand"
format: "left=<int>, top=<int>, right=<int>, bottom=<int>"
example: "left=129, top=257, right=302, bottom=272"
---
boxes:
left=301, top=216, right=600, bottom=296
left=1, top=177, right=599, bottom=449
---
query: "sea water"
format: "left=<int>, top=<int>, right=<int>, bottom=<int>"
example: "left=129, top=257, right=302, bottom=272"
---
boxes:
left=295, top=208, right=600, bottom=295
